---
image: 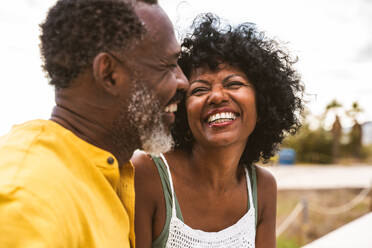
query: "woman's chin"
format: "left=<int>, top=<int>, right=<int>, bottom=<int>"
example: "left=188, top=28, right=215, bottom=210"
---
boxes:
left=202, top=134, right=241, bottom=148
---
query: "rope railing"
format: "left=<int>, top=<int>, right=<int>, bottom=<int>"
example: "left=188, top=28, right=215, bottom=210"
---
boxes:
left=276, top=186, right=372, bottom=237
left=308, top=187, right=371, bottom=215
left=276, top=202, right=304, bottom=237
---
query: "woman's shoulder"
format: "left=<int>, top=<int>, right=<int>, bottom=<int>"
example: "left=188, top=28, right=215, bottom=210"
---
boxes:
left=131, top=150, right=163, bottom=201
left=131, top=152, right=168, bottom=246
left=131, top=149, right=185, bottom=179
left=253, top=165, right=277, bottom=222
left=253, top=165, right=277, bottom=245
left=254, top=164, right=277, bottom=189
left=131, top=149, right=154, bottom=170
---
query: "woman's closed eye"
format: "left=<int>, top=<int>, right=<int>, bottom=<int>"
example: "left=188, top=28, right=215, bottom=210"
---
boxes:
left=190, top=86, right=210, bottom=96
left=225, top=81, right=247, bottom=89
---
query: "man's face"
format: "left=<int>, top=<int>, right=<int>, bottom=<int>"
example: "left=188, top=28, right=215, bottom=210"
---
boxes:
left=113, top=3, right=188, bottom=155
left=130, top=3, right=188, bottom=121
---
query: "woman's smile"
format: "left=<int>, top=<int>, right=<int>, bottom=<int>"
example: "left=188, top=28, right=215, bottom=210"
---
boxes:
left=204, top=109, right=239, bottom=129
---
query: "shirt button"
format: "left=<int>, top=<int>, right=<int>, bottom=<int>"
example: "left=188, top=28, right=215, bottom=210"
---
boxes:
left=107, top=157, right=115, bottom=165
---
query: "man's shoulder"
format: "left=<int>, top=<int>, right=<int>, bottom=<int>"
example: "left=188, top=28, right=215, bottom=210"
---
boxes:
left=0, top=119, right=67, bottom=152
left=0, top=120, right=131, bottom=247
left=0, top=120, right=47, bottom=182
left=0, top=119, right=77, bottom=190
left=0, top=119, right=49, bottom=148
left=0, top=120, right=69, bottom=238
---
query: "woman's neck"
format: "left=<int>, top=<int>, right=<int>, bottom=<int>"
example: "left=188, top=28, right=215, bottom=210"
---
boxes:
left=186, top=142, right=246, bottom=192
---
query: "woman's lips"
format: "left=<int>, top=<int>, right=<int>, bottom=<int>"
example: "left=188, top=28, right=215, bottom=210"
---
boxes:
left=208, top=118, right=236, bottom=128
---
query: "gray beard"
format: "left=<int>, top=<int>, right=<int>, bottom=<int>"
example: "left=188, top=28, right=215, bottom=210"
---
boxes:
left=119, top=79, right=174, bottom=156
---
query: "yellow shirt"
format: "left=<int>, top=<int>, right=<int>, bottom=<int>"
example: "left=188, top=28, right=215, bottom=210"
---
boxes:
left=0, top=120, right=135, bottom=248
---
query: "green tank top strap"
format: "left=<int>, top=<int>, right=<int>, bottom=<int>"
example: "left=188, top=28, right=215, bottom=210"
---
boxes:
left=151, top=156, right=183, bottom=248
left=250, top=164, right=258, bottom=227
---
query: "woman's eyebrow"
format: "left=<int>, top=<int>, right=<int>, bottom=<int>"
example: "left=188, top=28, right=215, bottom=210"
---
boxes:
left=222, top=74, right=246, bottom=83
left=190, top=79, right=210, bottom=85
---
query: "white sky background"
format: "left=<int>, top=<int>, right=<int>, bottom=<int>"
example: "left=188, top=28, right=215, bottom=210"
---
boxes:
left=0, top=0, right=372, bottom=135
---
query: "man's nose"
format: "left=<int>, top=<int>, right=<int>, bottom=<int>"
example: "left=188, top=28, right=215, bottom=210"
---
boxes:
left=175, top=65, right=189, bottom=91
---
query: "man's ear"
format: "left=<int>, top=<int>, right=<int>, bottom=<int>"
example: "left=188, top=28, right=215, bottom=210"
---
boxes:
left=92, top=52, right=129, bottom=96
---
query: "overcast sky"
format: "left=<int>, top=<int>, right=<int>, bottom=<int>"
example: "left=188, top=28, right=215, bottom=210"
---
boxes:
left=1, top=0, right=371, bottom=135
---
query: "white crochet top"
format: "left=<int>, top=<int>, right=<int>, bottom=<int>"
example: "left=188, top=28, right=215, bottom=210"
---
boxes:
left=160, top=153, right=256, bottom=248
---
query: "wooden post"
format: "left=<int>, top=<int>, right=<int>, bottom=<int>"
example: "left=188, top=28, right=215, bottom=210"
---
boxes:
left=300, top=198, right=309, bottom=245
left=369, top=180, right=372, bottom=212
left=302, top=198, right=309, bottom=224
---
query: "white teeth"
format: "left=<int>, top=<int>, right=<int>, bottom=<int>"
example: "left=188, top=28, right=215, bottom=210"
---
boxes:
left=164, top=103, right=178, bottom=113
left=207, top=112, right=237, bottom=123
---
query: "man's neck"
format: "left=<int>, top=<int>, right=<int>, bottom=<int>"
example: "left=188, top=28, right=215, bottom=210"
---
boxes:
left=51, top=105, right=133, bottom=166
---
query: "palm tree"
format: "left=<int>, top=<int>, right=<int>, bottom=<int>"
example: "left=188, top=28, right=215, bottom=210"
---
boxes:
left=346, top=102, right=363, bottom=159
left=325, top=99, right=343, bottom=163
left=346, top=102, right=363, bottom=121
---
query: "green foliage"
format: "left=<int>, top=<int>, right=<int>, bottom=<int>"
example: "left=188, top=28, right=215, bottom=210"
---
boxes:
left=282, top=99, right=369, bottom=164
left=346, top=101, right=363, bottom=120
left=326, top=99, right=342, bottom=111
left=361, top=145, right=372, bottom=161
left=277, top=236, right=300, bottom=248
left=283, top=124, right=333, bottom=164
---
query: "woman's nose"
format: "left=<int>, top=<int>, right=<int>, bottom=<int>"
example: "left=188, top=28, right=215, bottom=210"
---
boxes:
left=207, top=85, right=228, bottom=105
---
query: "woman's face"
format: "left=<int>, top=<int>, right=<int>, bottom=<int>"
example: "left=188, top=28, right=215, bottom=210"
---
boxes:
left=186, top=63, right=257, bottom=148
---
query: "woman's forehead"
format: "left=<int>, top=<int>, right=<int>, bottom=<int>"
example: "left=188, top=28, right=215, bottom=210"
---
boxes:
left=190, top=63, right=246, bottom=79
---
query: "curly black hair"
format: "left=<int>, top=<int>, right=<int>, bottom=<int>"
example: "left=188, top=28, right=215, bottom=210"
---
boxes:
left=172, top=13, right=304, bottom=166
left=40, top=0, right=157, bottom=88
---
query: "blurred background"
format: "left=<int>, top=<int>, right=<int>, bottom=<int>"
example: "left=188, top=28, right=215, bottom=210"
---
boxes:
left=1, top=0, right=372, bottom=247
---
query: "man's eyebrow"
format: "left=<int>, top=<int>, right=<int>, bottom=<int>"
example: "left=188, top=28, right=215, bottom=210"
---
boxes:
left=165, top=51, right=181, bottom=64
